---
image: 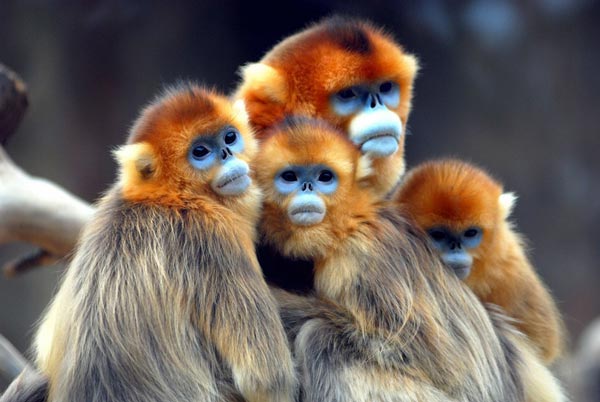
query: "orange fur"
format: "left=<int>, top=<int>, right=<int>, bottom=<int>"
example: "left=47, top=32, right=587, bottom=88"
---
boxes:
left=236, top=16, right=418, bottom=197
left=116, top=84, right=260, bottom=227
left=256, top=119, right=373, bottom=260
left=395, top=159, right=565, bottom=363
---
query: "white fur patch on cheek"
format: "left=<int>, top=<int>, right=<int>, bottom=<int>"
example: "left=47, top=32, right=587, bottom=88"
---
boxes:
left=348, top=109, right=403, bottom=157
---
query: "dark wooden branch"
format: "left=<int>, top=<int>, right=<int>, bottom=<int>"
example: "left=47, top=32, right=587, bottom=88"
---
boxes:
left=0, top=64, right=28, bottom=145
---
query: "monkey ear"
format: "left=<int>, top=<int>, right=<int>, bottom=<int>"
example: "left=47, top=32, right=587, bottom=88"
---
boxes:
left=403, top=54, right=420, bottom=78
left=498, top=192, right=517, bottom=219
left=113, top=142, right=157, bottom=181
left=239, top=63, right=288, bottom=104
left=232, top=98, right=249, bottom=123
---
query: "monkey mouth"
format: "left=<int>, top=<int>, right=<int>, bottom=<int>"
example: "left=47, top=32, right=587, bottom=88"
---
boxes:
left=212, top=166, right=251, bottom=196
left=289, top=206, right=325, bottom=226
left=291, top=206, right=323, bottom=215
left=360, top=132, right=399, bottom=145
left=217, top=173, right=247, bottom=189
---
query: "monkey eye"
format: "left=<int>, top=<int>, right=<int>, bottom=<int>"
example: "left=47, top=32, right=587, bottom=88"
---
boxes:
left=192, top=145, right=211, bottom=159
left=318, top=170, right=334, bottom=183
left=379, top=81, right=394, bottom=93
left=336, top=87, right=358, bottom=101
left=281, top=171, right=298, bottom=182
left=428, top=229, right=447, bottom=242
left=224, top=130, right=238, bottom=145
left=464, top=228, right=481, bottom=238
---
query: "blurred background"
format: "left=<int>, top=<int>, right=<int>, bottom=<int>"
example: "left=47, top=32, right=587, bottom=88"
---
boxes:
left=0, top=0, right=598, bottom=399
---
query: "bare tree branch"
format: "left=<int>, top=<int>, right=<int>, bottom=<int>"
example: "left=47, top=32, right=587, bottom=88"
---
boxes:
left=0, top=147, right=94, bottom=276
left=0, top=366, right=47, bottom=402
left=0, top=63, right=93, bottom=276
left=0, top=334, right=28, bottom=382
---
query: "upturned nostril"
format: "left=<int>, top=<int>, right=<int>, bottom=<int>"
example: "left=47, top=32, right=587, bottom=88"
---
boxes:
left=221, top=149, right=228, bottom=160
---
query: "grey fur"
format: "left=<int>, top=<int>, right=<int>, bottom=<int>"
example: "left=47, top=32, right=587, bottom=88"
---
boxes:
left=35, top=188, right=295, bottom=402
left=276, top=207, right=531, bottom=402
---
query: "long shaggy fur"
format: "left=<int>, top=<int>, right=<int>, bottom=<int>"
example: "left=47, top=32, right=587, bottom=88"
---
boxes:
left=34, top=84, right=296, bottom=402
left=259, top=120, right=566, bottom=402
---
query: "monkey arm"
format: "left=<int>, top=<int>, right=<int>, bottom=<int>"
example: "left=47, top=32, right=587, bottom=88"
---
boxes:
left=507, top=251, right=565, bottom=363
left=199, top=238, right=296, bottom=402
left=488, top=227, right=566, bottom=363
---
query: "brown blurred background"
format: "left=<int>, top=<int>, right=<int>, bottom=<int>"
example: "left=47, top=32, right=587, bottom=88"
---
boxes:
left=0, top=0, right=599, bottom=398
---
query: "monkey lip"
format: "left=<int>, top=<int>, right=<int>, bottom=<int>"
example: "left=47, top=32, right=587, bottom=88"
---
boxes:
left=217, top=173, right=247, bottom=188
left=289, top=206, right=325, bottom=226
left=213, top=172, right=250, bottom=196
left=291, top=206, right=323, bottom=215
left=360, top=132, right=399, bottom=145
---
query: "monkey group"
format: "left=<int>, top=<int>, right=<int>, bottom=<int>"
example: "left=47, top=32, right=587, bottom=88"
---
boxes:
left=1, top=16, right=567, bottom=402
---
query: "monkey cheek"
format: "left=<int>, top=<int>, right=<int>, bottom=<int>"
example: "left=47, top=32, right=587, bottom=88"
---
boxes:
left=211, top=160, right=251, bottom=196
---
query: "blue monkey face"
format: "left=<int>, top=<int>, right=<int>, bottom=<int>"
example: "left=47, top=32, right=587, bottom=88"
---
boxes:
left=274, top=164, right=338, bottom=226
left=188, top=126, right=250, bottom=196
left=330, top=81, right=402, bottom=157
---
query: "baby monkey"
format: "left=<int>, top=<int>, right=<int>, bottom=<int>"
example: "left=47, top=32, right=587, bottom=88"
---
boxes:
left=395, top=159, right=565, bottom=363
left=33, top=84, right=295, bottom=402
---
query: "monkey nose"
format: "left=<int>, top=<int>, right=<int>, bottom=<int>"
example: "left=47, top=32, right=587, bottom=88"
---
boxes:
left=301, top=182, right=314, bottom=192
left=221, top=148, right=233, bottom=160
left=368, top=93, right=383, bottom=108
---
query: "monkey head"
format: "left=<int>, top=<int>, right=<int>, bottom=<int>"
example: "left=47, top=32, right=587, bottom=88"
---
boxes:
left=114, top=84, right=258, bottom=209
left=396, top=159, right=516, bottom=280
left=237, top=17, right=418, bottom=196
left=256, top=117, right=368, bottom=260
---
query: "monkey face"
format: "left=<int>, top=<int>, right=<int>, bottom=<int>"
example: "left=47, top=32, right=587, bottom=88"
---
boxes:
left=188, top=126, right=251, bottom=196
left=238, top=17, right=417, bottom=160
left=116, top=84, right=258, bottom=206
left=274, top=164, right=338, bottom=226
left=330, top=80, right=403, bottom=157
left=426, top=226, right=483, bottom=279
left=256, top=118, right=359, bottom=258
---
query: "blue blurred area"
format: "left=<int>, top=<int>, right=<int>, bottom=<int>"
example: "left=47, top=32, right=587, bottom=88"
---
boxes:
left=0, top=0, right=599, bottom=396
